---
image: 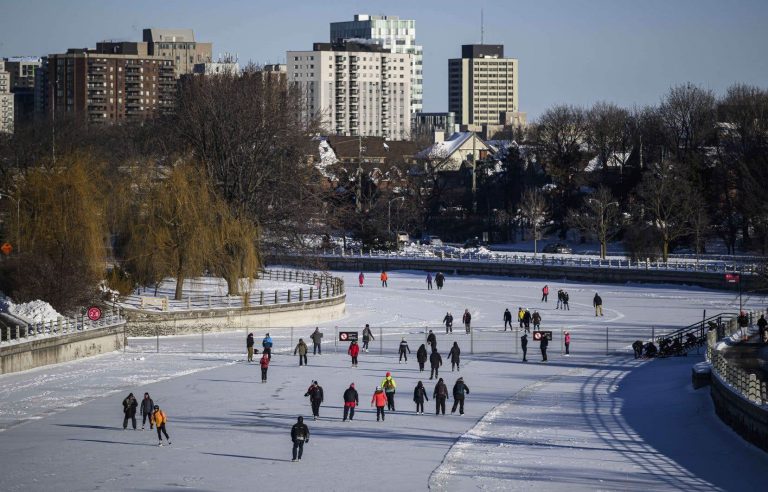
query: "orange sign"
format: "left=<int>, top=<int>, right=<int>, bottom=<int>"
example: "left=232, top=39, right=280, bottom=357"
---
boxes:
left=1, top=242, right=12, bottom=255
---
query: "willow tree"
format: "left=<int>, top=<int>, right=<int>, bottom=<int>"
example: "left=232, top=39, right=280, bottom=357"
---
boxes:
left=7, top=154, right=107, bottom=312
left=208, top=204, right=261, bottom=296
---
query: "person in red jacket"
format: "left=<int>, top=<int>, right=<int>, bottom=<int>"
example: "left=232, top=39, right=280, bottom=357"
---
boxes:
left=358, top=272, right=365, bottom=287
left=371, top=386, right=388, bottom=421
left=542, top=284, right=549, bottom=302
left=348, top=340, right=360, bottom=367
left=259, top=352, right=270, bottom=383
left=380, top=271, right=388, bottom=287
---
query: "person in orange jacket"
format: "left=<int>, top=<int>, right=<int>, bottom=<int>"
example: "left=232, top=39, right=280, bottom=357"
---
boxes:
left=152, top=405, right=171, bottom=446
left=380, top=271, right=388, bottom=287
left=260, top=352, right=270, bottom=383
left=371, top=386, right=388, bottom=421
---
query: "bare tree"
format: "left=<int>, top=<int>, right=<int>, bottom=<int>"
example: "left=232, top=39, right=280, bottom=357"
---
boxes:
left=659, top=83, right=716, bottom=159
left=520, top=188, right=548, bottom=255
left=586, top=102, right=633, bottom=176
left=567, top=186, right=621, bottom=259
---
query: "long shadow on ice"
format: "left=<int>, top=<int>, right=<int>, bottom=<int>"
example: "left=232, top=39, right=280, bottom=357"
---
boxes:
left=203, top=452, right=293, bottom=463
left=68, top=438, right=158, bottom=447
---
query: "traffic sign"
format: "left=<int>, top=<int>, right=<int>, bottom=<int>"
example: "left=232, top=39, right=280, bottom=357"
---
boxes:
left=532, top=330, right=553, bottom=341
left=725, top=273, right=740, bottom=284
left=339, top=331, right=358, bottom=342
left=87, top=306, right=102, bottom=321
left=1, top=242, right=12, bottom=255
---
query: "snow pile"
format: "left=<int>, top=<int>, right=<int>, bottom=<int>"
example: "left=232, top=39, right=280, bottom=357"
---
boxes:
left=5, top=299, right=62, bottom=323
left=316, top=140, right=339, bottom=178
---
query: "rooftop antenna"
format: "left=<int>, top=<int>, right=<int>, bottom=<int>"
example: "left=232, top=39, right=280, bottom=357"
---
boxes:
left=481, top=9, right=484, bottom=44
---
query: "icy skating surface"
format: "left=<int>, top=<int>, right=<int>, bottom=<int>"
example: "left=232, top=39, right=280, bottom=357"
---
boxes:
left=0, top=271, right=766, bottom=491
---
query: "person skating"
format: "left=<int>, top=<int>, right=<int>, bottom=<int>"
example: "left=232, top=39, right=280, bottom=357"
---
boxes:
left=593, top=293, right=603, bottom=317
left=262, top=333, right=273, bottom=360
left=304, top=381, right=324, bottom=420
left=371, top=386, right=388, bottom=421
left=462, top=309, right=472, bottom=334
left=433, top=378, right=449, bottom=415
left=556, top=290, right=564, bottom=310
left=758, top=314, right=767, bottom=344
left=358, top=272, right=365, bottom=287
left=362, top=324, right=374, bottom=352
left=398, top=338, right=411, bottom=363
left=140, top=393, right=154, bottom=430
left=310, top=327, right=323, bottom=355
left=348, top=340, right=360, bottom=367
left=443, top=312, right=453, bottom=333
left=563, top=291, right=570, bottom=310
left=342, top=383, right=359, bottom=421
left=564, top=331, right=571, bottom=355
left=290, top=416, right=310, bottom=461
left=518, top=307, right=525, bottom=328
left=435, top=272, right=445, bottom=290
left=413, top=381, right=429, bottom=414
left=540, top=333, right=549, bottom=362
left=429, top=348, right=443, bottom=379
left=427, top=330, right=437, bottom=351
left=380, top=271, right=388, bottom=287
left=521, top=333, right=528, bottom=362
left=416, top=344, right=428, bottom=372
left=152, top=404, right=171, bottom=446
left=532, top=310, right=541, bottom=331
left=122, top=393, right=138, bottom=430
left=260, top=352, right=270, bottom=382
left=503, top=308, right=512, bottom=330
left=523, top=309, right=531, bottom=333
left=451, top=377, right=470, bottom=415
left=381, top=372, right=397, bottom=411
left=294, top=338, right=309, bottom=366
left=542, top=284, right=549, bottom=303
left=246, top=332, right=255, bottom=362
left=426, top=272, right=433, bottom=290
left=448, top=342, right=461, bottom=372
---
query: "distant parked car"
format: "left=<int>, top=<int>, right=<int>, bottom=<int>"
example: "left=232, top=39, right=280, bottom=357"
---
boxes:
left=421, top=235, right=443, bottom=246
left=396, top=232, right=410, bottom=244
left=463, top=237, right=488, bottom=248
left=543, top=243, right=573, bottom=254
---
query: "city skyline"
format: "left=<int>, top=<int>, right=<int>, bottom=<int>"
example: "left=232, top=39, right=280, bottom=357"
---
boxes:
left=1, top=0, right=767, bottom=119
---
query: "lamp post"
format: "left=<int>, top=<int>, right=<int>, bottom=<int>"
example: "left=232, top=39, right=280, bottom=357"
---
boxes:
left=0, top=193, right=21, bottom=253
left=388, top=196, right=406, bottom=249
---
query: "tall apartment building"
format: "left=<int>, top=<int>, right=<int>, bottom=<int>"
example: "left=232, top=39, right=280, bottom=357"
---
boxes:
left=0, top=61, right=14, bottom=133
left=46, top=46, right=175, bottom=122
left=331, top=15, right=423, bottom=116
left=288, top=41, right=412, bottom=140
left=3, top=57, right=43, bottom=124
left=143, top=29, right=212, bottom=78
left=448, top=44, right=519, bottom=126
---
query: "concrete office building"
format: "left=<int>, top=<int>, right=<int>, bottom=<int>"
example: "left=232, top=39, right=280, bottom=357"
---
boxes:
left=143, top=28, right=212, bottom=78
left=448, top=44, right=519, bottom=126
left=45, top=47, right=175, bottom=122
left=288, top=41, right=412, bottom=140
left=412, top=112, right=457, bottom=140
left=0, top=61, right=14, bottom=133
left=331, top=14, right=423, bottom=116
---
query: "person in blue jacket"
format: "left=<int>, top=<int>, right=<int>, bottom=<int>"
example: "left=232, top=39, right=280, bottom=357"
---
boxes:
left=262, top=333, right=273, bottom=360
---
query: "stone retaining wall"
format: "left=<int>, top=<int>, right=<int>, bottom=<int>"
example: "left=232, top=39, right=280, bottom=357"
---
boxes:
left=710, top=371, right=768, bottom=452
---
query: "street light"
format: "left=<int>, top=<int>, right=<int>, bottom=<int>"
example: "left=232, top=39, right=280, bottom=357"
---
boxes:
left=0, top=193, right=21, bottom=254
left=388, top=196, right=406, bottom=249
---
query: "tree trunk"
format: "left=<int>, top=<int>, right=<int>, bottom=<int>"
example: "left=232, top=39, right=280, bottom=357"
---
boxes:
left=600, top=240, right=607, bottom=259
left=662, top=238, right=669, bottom=262
left=175, top=272, right=184, bottom=301
left=226, top=273, right=240, bottom=296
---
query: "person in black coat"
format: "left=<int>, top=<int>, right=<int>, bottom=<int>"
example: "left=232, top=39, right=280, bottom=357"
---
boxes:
left=246, top=333, right=255, bottom=362
left=291, top=416, right=310, bottom=461
left=448, top=342, right=461, bottom=371
left=304, top=381, right=324, bottom=420
left=451, top=377, right=470, bottom=415
left=427, top=330, right=437, bottom=351
left=342, top=383, right=359, bottom=421
left=522, top=309, right=531, bottom=333
left=416, top=344, right=428, bottom=372
left=540, top=334, right=549, bottom=362
left=521, top=333, right=528, bottom=362
left=503, top=308, right=512, bottom=330
left=140, top=392, right=155, bottom=430
left=433, top=378, right=449, bottom=415
left=632, top=340, right=644, bottom=359
left=429, top=349, right=443, bottom=379
left=413, top=381, right=429, bottom=414
left=122, top=393, right=138, bottom=430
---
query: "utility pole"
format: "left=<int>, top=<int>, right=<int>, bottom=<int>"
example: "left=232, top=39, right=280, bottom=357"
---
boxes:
left=471, top=132, right=477, bottom=214
left=356, top=135, right=363, bottom=212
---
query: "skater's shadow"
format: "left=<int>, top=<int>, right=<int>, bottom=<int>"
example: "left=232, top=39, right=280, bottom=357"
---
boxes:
left=68, top=438, right=157, bottom=447
left=57, top=424, right=123, bottom=431
left=203, top=452, right=293, bottom=463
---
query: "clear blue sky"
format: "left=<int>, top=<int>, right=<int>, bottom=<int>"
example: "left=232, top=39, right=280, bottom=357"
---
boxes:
left=1, top=0, right=767, bottom=118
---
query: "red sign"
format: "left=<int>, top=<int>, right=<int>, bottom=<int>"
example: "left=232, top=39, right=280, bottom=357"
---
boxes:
left=725, top=273, right=740, bottom=284
left=1, top=242, right=12, bottom=255
left=87, top=306, right=102, bottom=321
